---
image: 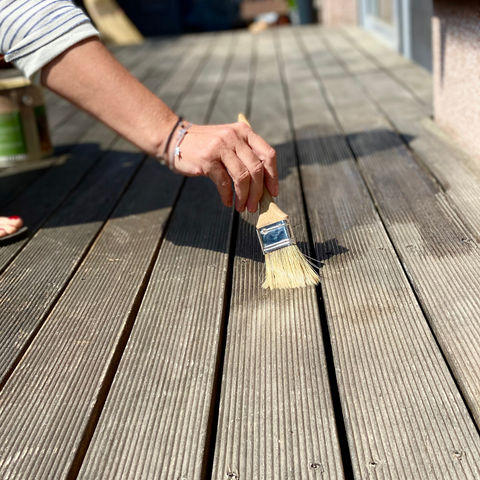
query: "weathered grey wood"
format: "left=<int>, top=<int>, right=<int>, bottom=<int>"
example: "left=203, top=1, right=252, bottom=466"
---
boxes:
left=292, top=25, right=480, bottom=479
left=208, top=32, right=253, bottom=125
left=0, top=158, right=57, bottom=211
left=323, top=30, right=480, bottom=276
left=341, top=26, right=433, bottom=108
left=176, top=32, right=235, bottom=122
left=353, top=70, right=430, bottom=120
left=0, top=123, right=118, bottom=274
left=317, top=27, right=378, bottom=74
left=339, top=26, right=412, bottom=69
left=0, top=137, right=144, bottom=389
left=154, top=33, right=217, bottom=110
left=386, top=64, right=433, bottom=106
left=0, top=36, right=194, bottom=272
left=76, top=32, right=236, bottom=480
left=320, top=65, right=480, bottom=436
left=140, top=37, right=193, bottom=94
left=0, top=31, right=222, bottom=385
left=0, top=101, right=98, bottom=212
left=352, top=71, right=480, bottom=241
left=212, top=31, right=344, bottom=480
left=294, top=26, right=346, bottom=79
left=0, top=157, right=183, bottom=480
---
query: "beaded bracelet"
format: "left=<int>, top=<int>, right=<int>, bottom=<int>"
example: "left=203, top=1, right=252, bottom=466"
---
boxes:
left=156, top=116, right=182, bottom=166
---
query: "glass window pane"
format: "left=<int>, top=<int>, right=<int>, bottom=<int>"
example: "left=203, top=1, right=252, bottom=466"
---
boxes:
left=366, top=0, right=394, bottom=25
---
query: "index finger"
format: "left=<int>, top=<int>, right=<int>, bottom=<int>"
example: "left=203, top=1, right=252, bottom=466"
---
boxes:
left=245, top=128, right=278, bottom=197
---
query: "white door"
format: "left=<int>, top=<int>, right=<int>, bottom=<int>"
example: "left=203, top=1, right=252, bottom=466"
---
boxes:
left=360, top=0, right=400, bottom=50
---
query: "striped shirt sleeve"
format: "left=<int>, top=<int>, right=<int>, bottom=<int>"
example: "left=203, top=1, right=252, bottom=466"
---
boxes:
left=0, top=0, right=99, bottom=80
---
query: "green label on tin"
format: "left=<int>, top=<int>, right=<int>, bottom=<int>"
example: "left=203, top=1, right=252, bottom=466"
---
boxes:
left=0, top=111, right=26, bottom=158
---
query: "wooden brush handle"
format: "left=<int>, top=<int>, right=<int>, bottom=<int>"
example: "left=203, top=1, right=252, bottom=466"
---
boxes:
left=237, top=114, right=288, bottom=228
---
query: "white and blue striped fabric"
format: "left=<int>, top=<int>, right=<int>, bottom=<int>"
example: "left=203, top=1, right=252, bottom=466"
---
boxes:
left=0, top=0, right=98, bottom=80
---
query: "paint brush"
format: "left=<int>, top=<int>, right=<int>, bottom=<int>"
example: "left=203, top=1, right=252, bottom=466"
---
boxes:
left=238, top=114, right=320, bottom=289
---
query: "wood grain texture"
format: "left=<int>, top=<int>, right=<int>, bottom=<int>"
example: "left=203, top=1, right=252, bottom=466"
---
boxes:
left=212, top=31, right=344, bottom=480
left=344, top=60, right=480, bottom=249
left=287, top=26, right=346, bottom=80
left=317, top=28, right=378, bottom=74
left=0, top=158, right=57, bottom=211
left=340, top=26, right=433, bottom=109
left=0, top=123, right=118, bottom=274
left=319, top=54, right=480, bottom=439
left=154, top=33, right=217, bottom=111
left=0, top=102, right=97, bottom=213
left=0, top=36, right=189, bottom=215
left=321, top=30, right=480, bottom=419
left=0, top=156, right=182, bottom=480
left=292, top=26, right=480, bottom=479
left=321, top=24, right=480, bottom=251
left=0, top=137, right=144, bottom=390
left=209, top=32, right=253, bottom=125
left=0, top=36, right=193, bottom=273
left=77, top=31, right=237, bottom=480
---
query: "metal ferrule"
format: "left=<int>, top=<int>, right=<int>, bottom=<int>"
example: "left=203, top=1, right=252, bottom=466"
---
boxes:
left=256, top=219, right=296, bottom=254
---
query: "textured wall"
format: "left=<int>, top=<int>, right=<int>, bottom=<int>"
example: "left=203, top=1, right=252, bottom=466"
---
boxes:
left=433, top=0, right=480, bottom=160
left=322, top=0, right=357, bottom=25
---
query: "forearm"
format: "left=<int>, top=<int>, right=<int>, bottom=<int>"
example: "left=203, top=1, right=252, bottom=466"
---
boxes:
left=41, top=37, right=176, bottom=156
left=41, top=36, right=278, bottom=212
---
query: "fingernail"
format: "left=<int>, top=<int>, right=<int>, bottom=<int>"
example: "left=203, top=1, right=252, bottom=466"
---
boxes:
left=9, top=216, right=20, bottom=220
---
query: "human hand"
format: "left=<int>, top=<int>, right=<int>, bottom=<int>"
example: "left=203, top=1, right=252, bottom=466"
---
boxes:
left=167, top=122, right=278, bottom=213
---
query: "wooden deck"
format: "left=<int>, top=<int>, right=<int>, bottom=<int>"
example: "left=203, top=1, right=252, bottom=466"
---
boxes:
left=1, top=25, right=480, bottom=479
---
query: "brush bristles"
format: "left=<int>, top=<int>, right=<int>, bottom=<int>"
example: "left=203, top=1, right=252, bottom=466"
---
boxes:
left=263, top=245, right=320, bottom=290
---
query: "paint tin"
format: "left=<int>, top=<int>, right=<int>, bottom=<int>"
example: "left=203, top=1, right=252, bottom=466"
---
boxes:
left=0, top=77, right=53, bottom=167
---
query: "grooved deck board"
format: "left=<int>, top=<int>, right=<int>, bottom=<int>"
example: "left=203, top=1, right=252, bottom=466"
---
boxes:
left=320, top=63, right=480, bottom=431
left=293, top=27, right=346, bottom=79
left=0, top=29, right=220, bottom=386
left=337, top=26, right=412, bottom=70
left=176, top=32, right=235, bottom=123
left=0, top=124, right=118, bottom=274
left=212, top=31, right=344, bottom=480
left=154, top=33, right=217, bottom=110
left=2, top=25, right=480, bottom=480
left=208, top=32, right=253, bottom=125
left=320, top=29, right=480, bottom=419
left=0, top=103, right=97, bottom=212
left=0, top=137, right=144, bottom=388
left=341, top=27, right=433, bottom=108
left=341, top=62, right=480, bottom=248
left=317, top=28, right=378, bottom=74
left=0, top=158, right=57, bottom=211
left=291, top=26, right=480, bottom=479
left=0, top=157, right=183, bottom=480
left=76, top=31, right=237, bottom=480
left=0, top=37, right=183, bottom=214
left=0, top=36, right=195, bottom=273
